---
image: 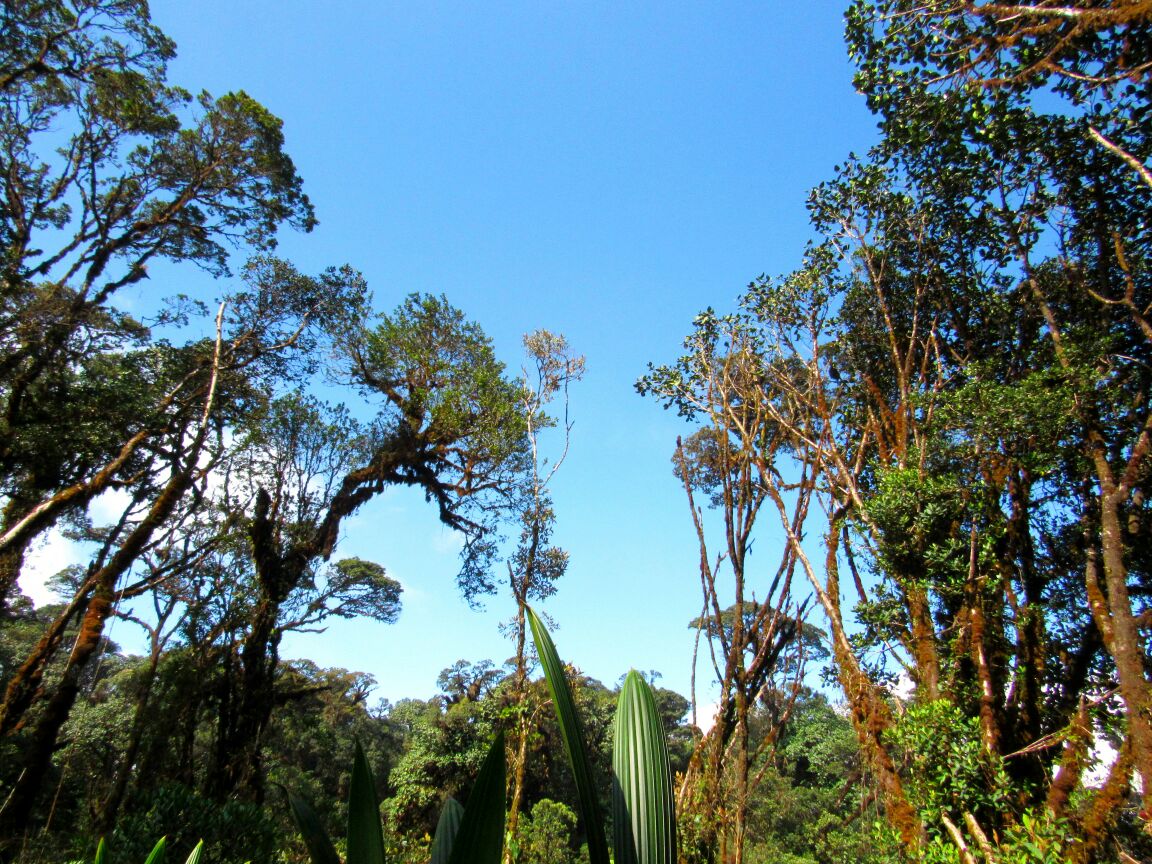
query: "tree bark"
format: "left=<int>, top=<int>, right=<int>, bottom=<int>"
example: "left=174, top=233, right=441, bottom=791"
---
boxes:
left=1084, top=488, right=1152, bottom=819
left=0, top=587, right=91, bottom=736
left=0, top=464, right=194, bottom=847
left=93, top=618, right=168, bottom=837
left=817, top=524, right=924, bottom=852
left=0, top=495, right=35, bottom=614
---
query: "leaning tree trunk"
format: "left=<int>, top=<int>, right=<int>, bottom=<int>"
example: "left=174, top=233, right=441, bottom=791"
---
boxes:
left=0, top=468, right=195, bottom=849
left=93, top=628, right=166, bottom=837
left=206, top=592, right=283, bottom=803
left=0, top=495, right=35, bottom=615
left=808, top=522, right=925, bottom=853
left=0, top=587, right=92, bottom=736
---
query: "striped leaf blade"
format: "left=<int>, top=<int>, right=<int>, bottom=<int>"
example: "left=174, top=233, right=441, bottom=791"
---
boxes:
left=142, top=837, right=166, bottom=864
left=446, top=731, right=506, bottom=864
left=612, top=670, right=676, bottom=864
left=430, top=797, right=464, bottom=864
left=526, top=605, right=610, bottom=864
left=346, top=739, right=386, bottom=864
left=285, top=787, right=343, bottom=864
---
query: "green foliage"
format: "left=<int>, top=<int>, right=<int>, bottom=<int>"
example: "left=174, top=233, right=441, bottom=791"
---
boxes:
left=357, top=294, right=528, bottom=474
left=265, top=661, right=397, bottom=833
left=527, top=605, right=611, bottom=864
left=385, top=696, right=497, bottom=837
left=113, top=784, right=278, bottom=864
left=641, top=0, right=1152, bottom=855
left=865, top=466, right=974, bottom=596
left=612, top=671, right=676, bottom=864
left=888, top=701, right=1011, bottom=831
left=436, top=659, right=501, bottom=705
left=429, top=798, right=463, bottom=864
left=346, top=741, right=387, bottom=864
left=997, top=810, right=1077, bottom=864
left=345, top=293, right=532, bottom=600
left=289, top=731, right=506, bottom=864
left=444, top=730, right=505, bottom=864
left=17, top=0, right=1152, bottom=860
left=286, top=789, right=342, bottom=864
left=513, top=800, right=581, bottom=864
left=0, top=0, right=370, bottom=830
left=892, top=809, right=1079, bottom=864
left=115, top=836, right=204, bottom=864
left=743, top=693, right=886, bottom=864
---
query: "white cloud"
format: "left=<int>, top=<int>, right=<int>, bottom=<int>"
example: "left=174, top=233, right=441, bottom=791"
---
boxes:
left=695, top=699, right=719, bottom=734
left=19, top=529, right=83, bottom=607
left=432, top=528, right=465, bottom=557
left=89, top=487, right=134, bottom=525
left=14, top=486, right=132, bottom=609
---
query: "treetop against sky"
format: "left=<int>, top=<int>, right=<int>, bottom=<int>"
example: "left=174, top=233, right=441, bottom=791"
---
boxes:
left=21, top=1, right=877, bottom=705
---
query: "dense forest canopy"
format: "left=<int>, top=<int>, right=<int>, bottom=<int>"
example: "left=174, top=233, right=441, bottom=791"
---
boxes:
left=0, top=1, right=1149, bottom=863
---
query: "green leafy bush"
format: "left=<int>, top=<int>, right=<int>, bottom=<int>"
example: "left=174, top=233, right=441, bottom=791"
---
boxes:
left=112, top=784, right=278, bottom=864
left=888, top=700, right=1011, bottom=831
left=511, top=799, right=580, bottom=864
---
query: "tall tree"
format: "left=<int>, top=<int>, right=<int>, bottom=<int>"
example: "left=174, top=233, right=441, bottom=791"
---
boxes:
left=0, top=258, right=364, bottom=845
left=0, top=268, right=354, bottom=841
left=640, top=314, right=824, bottom=864
left=646, top=3, right=1150, bottom=858
left=503, top=330, right=584, bottom=857
left=205, top=293, right=531, bottom=802
left=845, top=1, right=1152, bottom=850
left=0, top=0, right=315, bottom=612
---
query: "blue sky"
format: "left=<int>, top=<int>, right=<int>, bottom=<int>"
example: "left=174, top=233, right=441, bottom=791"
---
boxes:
left=33, top=2, right=879, bottom=709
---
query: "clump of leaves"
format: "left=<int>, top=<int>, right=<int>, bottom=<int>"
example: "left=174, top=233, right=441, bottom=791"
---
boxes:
left=888, top=700, right=1011, bottom=831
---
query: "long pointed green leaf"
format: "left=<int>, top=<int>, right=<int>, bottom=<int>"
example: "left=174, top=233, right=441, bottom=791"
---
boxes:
left=182, top=841, right=204, bottom=864
left=612, top=671, right=676, bottom=864
left=446, top=731, right=506, bottom=864
left=143, top=837, right=167, bottom=864
left=526, top=605, right=610, bottom=864
left=346, top=739, right=386, bottom=864
left=285, top=786, right=343, bottom=864
left=431, top=797, right=465, bottom=864
left=94, top=837, right=107, bottom=864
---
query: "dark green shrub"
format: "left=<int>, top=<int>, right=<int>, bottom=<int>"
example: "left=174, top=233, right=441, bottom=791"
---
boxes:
left=113, top=784, right=278, bottom=864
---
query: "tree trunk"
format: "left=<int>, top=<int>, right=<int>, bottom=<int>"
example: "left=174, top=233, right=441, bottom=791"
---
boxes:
left=732, top=692, right=749, bottom=864
left=1029, top=268, right=1152, bottom=821
left=1085, top=487, right=1152, bottom=819
left=93, top=634, right=164, bottom=837
left=906, top=583, right=940, bottom=700
left=1071, top=736, right=1134, bottom=864
left=0, top=584, right=114, bottom=844
left=0, top=463, right=196, bottom=848
left=504, top=711, right=531, bottom=864
left=206, top=595, right=281, bottom=803
left=0, top=495, right=34, bottom=614
left=504, top=604, right=530, bottom=864
left=0, top=588, right=90, bottom=736
left=818, top=526, right=924, bottom=853
left=206, top=485, right=307, bottom=803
